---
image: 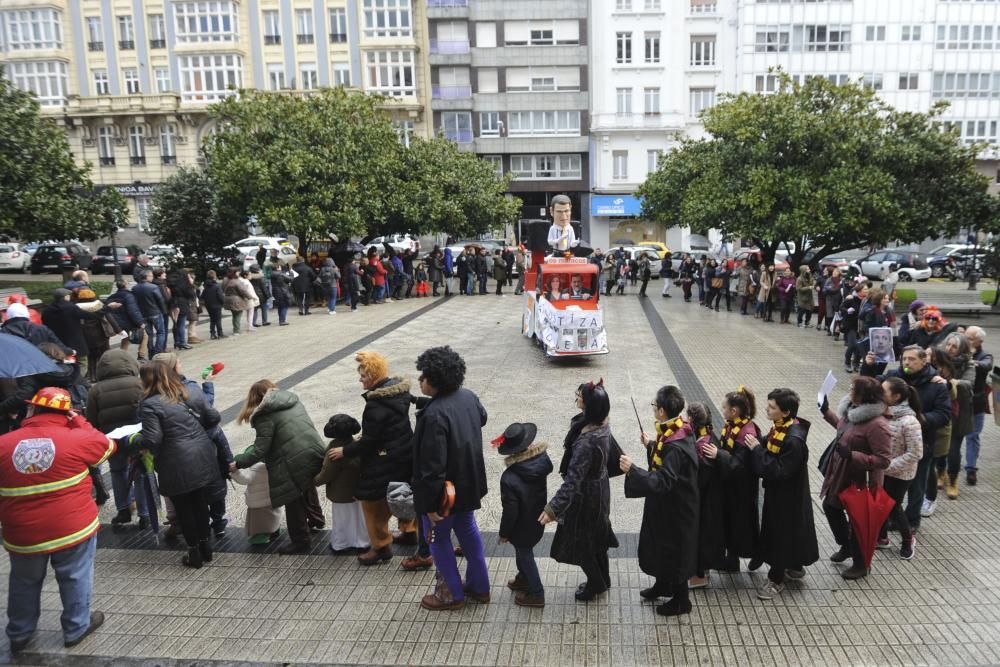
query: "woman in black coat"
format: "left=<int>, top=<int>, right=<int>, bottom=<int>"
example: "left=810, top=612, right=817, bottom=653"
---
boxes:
left=168, top=270, right=196, bottom=349
left=138, top=360, right=221, bottom=568
left=268, top=258, right=293, bottom=324
left=291, top=258, right=315, bottom=315
left=687, top=402, right=725, bottom=589
left=541, top=381, right=618, bottom=602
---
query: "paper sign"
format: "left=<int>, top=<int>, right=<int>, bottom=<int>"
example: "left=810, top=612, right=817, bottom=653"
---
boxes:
left=818, top=370, right=837, bottom=408
left=869, top=327, right=895, bottom=364
left=105, top=424, right=142, bottom=440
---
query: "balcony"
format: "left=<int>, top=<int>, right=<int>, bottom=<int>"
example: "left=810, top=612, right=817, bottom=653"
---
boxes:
left=591, top=112, right=683, bottom=131
left=430, top=39, right=469, bottom=55
left=432, top=85, right=472, bottom=99
left=428, top=0, right=467, bottom=6
left=150, top=39, right=166, bottom=49
left=119, top=40, right=135, bottom=50
left=99, top=157, right=115, bottom=166
left=297, top=34, right=314, bottom=45
left=329, top=33, right=347, bottom=43
left=442, top=129, right=473, bottom=144
left=88, top=41, right=103, bottom=51
left=66, top=93, right=183, bottom=116
left=130, top=156, right=146, bottom=166
left=264, top=34, right=280, bottom=45
left=427, top=0, right=468, bottom=20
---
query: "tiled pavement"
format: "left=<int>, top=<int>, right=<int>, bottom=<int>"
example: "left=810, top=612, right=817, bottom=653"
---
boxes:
left=6, top=287, right=1000, bottom=666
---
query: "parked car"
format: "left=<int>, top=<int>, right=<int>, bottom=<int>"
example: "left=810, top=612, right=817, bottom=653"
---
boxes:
left=224, top=237, right=291, bottom=255
left=637, top=241, right=670, bottom=258
left=851, top=250, right=932, bottom=282
left=29, top=242, right=92, bottom=274
left=365, top=233, right=420, bottom=255
left=0, top=243, right=29, bottom=272
left=927, top=244, right=990, bottom=278
left=242, top=244, right=296, bottom=270
left=91, top=245, right=143, bottom=274
left=622, top=246, right=665, bottom=278
left=147, top=245, right=182, bottom=271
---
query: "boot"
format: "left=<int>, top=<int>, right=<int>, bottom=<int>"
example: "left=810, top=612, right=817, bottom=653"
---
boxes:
left=357, top=545, right=393, bottom=565
left=937, top=469, right=947, bottom=490
left=514, top=591, right=545, bottom=608
left=111, top=509, right=132, bottom=526
left=841, top=564, right=868, bottom=580
left=507, top=574, right=529, bottom=591
left=198, top=539, right=213, bottom=563
left=182, top=547, right=203, bottom=569
left=946, top=475, right=959, bottom=499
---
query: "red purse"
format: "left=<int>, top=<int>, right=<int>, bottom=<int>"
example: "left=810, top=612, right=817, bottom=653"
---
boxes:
left=427, top=481, right=455, bottom=544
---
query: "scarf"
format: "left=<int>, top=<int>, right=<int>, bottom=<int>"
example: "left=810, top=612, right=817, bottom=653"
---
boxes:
left=765, top=417, right=795, bottom=455
left=695, top=425, right=712, bottom=459
left=720, top=417, right=749, bottom=450
left=651, top=417, right=685, bottom=470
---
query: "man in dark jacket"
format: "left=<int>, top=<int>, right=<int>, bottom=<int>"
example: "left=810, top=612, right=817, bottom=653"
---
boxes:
left=41, top=289, right=113, bottom=377
left=401, top=249, right=415, bottom=298
left=839, top=282, right=867, bottom=372
left=132, top=270, right=167, bottom=358
left=456, top=249, right=470, bottom=295
left=201, top=270, right=226, bottom=339
left=963, top=327, right=992, bottom=485
left=105, top=280, right=144, bottom=336
left=132, top=256, right=151, bottom=283
left=0, top=303, right=72, bottom=356
left=412, top=346, right=489, bottom=610
left=291, top=258, right=315, bottom=315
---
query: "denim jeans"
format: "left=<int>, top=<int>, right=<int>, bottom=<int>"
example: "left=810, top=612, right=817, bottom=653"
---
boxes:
left=423, top=512, right=489, bottom=600
left=110, top=465, right=147, bottom=517
left=7, top=535, right=97, bottom=644
left=173, top=312, right=188, bottom=347
left=325, top=285, right=338, bottom=312
left=466, top=274, right=475, bottom=295
left=906, top=448, right=934, bottom=529
left=965, top=412, right=986, bottom=471
left=145, top=314, right=167, bottom=358
left=276, top=303, right=289, bottom=323
left=514, top=546, right=544, bottom=596
left=254, top=303, right=269, bottom=325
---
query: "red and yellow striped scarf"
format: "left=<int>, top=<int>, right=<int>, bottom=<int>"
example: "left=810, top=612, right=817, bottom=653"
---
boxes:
left=765, top=418, right=795, bottom=454
left=720, top=417, right=749, bottom=450
left=652, top=417, right=685, bottom=470
left=696, top=425, right=712, bottom=459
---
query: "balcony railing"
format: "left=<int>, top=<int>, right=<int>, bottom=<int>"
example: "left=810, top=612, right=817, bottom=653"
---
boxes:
left=161, top=155, right=177, bottom=165
left=130, top=156, right=146, bottom=166
left=428, top=0, right=468, bottom=6
left=150, top=38, right=166, bottom=48
left=87, top=41, right=103, bottom=51
left=329, top=32, right=347, bottom=43
left=442, top=129, right=473, bottom=144
left=432, top=84, right=472, bottom=99
left=119, top=40, right=135, bottom=50
left=429, top=39, right=470, bottom=54
left=297, top=34, right=314, bottom=44
left=264, top=34, right=281, bottom=45
left=99, top=157, right=115, bottom=166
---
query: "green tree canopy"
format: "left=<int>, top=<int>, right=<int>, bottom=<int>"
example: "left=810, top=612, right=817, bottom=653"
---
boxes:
left=0, top=66, right=123, bottom=242
left=638, top=73, right=997, bottom=267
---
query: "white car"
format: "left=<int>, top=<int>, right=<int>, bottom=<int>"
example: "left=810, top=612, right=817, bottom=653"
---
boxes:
left=243, top=244, right=296, bottom=270
left=0, top=243, right=29, bottom=272
left=366, top=234, right=419, bottom=255
left=851, top=250, right=932, bottom=282
left=225, top=237, right=291, bottom=254
left=147, top=246, right=183, bottom=271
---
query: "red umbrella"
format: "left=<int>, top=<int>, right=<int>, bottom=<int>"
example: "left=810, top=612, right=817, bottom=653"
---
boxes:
left=838, top=485, right=896, bottom=569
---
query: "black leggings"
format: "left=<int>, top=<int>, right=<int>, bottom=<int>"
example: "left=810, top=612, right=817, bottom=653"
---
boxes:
left=797, top=307, right=812, bottom=326
left=713, top=289, right=730, bottom=310
left=823, top=499, right=863, bottom=568
left=881, top=476, right=912, bottom=543
left=170, top=486, right=211, bottom=548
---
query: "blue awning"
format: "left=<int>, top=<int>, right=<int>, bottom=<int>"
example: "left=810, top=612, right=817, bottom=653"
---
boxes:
left=591, top=195, right=642, bottom=217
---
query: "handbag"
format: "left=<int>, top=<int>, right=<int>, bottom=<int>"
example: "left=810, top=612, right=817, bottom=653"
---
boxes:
left=386, top=481, right=415, bottom=520
left=817, top=424, right=847, bottom=474
left=100, top=314, right=122, bottom=338
left=606, top=433, right=625, bottom=478
left=711, top=277, right=724, bottom=289
left=129, top=328, right=144, bottom=345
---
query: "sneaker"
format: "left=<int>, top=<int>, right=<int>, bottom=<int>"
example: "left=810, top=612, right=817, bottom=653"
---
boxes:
left=899, top=536, right=916, bottom=560
left=829, top=546, right=851, bottom=563
left=876, top=537, right=891, bottom=549
left=946, top=477, right=959, bottom=500
left=757, top=581, right=785, bottom=600
left=841, top=565, right=868, bottom=580
left=785, top=568, right=806, bottom=580
left=921, top=499, right=936, bottom=517
left=328, top=311, right=336, bottom=315
left=967, top=470, right=978, bottom=486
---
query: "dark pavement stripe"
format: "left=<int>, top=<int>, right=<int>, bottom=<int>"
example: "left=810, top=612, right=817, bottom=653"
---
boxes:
left=216, top=297, right=449, bottom=425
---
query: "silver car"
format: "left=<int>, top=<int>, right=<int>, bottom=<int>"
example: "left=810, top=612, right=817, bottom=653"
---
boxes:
left=0, top=243, right=29, bottom=272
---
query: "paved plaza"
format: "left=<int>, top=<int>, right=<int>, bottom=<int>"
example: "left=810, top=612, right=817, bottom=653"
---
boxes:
left=5, top=288, right=1000, bottom=666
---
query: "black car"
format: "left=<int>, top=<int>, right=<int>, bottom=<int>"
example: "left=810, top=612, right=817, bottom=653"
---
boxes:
left=29, top=243, right=93, bottom=274
left=91, top=245, right=143, bottom=274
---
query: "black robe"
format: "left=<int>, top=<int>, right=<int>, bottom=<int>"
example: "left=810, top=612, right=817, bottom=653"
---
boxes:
left=751, top=419, right=819, bottom=570
left=715, top=420, right=761, bottom=559
left=623, top=429, right=699, bottom=585
left=695, top=431, right=725, bottom=572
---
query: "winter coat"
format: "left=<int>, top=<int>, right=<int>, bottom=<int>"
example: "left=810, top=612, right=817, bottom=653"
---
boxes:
left=370, top=257, right=387, bottom=287
left=879, top=365, right=951, bottom=449
left=820, top=397, right=891, bottom=507
left=759, top=270, right=775, bottom=301
left=269, top=269, right=293, bottom=306
left=291, top=262, right=316, bottom=293
left=85, top=350, right=142, bottom=471
left=499, top=443, right=552, bottom=549
left=41, top=299, right=105, bottom=354
left=456, top=253, right=469, bottom=278
left=428, top=253, right=444, bottom=284
left=132, top=281, right=167, bottom=318
left=492, top=257, right=507, bottom=282
left=735, top=267, right=751, bottom=294
left=884, top=404, right=923, bottom=481
left=775, top=275, right=796, bottom=303
left=0, top=318, right=72, bottom=356
left=342, top=378, right=414, bottom=501
left=752, top=419, right=819, bottom=569
left=201, top=278, right=225, bottom=311
left=234, top=389, right=326, bottom=508
left=318, top=260, right=340, bottom=288
left=105, top=288, right=144, bottom=331
left=412, top=386, right=489, bottom=515
left=315, top=436, right=361, bottom=503
left=839, top=292, right=864, bottom=334
left=715, top=419, right=761, bottom=558
left=971, top=348, right=993, bottom=414
left=139, top=391, right=221, bottom=497
left=222, top=277, right=254, bottom=312
left=795, top=271, right=814, bottom=309
left=248, top=271, right=267, bottom=304
left=169, top=274, right=196, bottom=314
left=230, top=462, right=273, bottom=509
left=623, top=424, right=699, bottom=583
left=547, top=422, right=619, bottom=569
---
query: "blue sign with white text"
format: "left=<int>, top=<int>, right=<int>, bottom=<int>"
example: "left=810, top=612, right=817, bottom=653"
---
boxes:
left=591, top=195, right=642, bottom=217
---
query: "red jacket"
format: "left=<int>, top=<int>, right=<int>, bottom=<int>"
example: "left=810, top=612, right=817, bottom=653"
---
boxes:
left=371, top=257, right=387, bottom=286
left=0, top=412, right=115, bottom=554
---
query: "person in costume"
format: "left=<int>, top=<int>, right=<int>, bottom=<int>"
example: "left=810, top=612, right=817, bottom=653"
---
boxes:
left=547, top=194, right=579, bottom=254
left=687, top=402, right=724, bottom=589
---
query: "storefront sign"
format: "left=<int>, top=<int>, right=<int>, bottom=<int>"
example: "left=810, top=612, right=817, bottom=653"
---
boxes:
left=113, top=184, right=158, bottom=198
left=591, top=195, right=642, bottom=217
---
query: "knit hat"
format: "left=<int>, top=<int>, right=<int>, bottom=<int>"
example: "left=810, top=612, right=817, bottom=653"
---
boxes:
left=908, top=299, right=926, bottom=313
left=76, top=288, right=97, bottom=301
left=152, top=351, right=180, bottom=369
left=4, top=302, right=29, bottom=320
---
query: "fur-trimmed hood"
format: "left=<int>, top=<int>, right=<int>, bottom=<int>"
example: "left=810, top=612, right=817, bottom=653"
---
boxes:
left=504, top=442, right=548, bottom=467
left=363, top=376, right=411, bottom=400
left=837, top=395, right=887, bottom=424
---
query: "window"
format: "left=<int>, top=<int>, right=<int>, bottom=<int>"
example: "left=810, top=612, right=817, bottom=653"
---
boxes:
left=958, top=120, right=999, bottom=146
left=178, top=53, right=243, bottom=101
left=365, top=50, right=415, bottom=96
left=3, top=8, right=62, bottom=50
left=690, top=35, right=716, bottom=66
left=755, top=27, right=790, bottom=52
left=690, top=0, right=717, bottom=13
left=330, top=7, right=348, bottom=42
left=647, top=149, right=659, bottom=174
left=901, top=25, right=921, bottom=42
left=644, top=32, right=660, bottom=63
left=300, top=63, right=318, bottom=90
left=530, top=29, right=553, bottom=45
left=476, top=22, right=496, bottom=48
left=174, top=2, right=239, bottom=43
left=160, top=124, right=177, bottom=164
left=823, top=74, right=849, bottom=85
left=136, top=198, right=152, bottom=232
left=118, top=15, right=135, bottom=49
left=616, top=0, right=632, bottom=10
left=612, top=151, right=628, bottom=180
left=482, top=155, right=503, bottom=178
left=616, top=87, right=632, bottom=114
left=97, top=126, right=115, bottom=166
left=436, top=66, right=470, bottom=98
left=689, top=87, right=716, bottom=115
left=805, top=25, right=849, bottom=52
left=530, top=76, right=555, bottom=92
left=644, top=87, right=660, bottom=114
left=86, top=16, right=103, bottom=51
left=932, top=72, right=1000, bottom=99
left=435, top=20, right=469, bottom=52
left=616, top=32, right=632, bottom=64
left=645, top=0, right=662, bottom=9
left=268, top=63, right=285, bottom=90
left=479, top=112, right=500, bottom=137
left=506, top=67, right=578, bottom=92
left=755, top=74, right=781, bottom=94
left=93, top=69, right=110, bottom=95
left=128, top=126, right=146, bottom=165
left=7, top=61, right=67, bottom=106
left=478, top=68, right=498, bottom=93
left=333, top=62, right=351, bottom=87
left=394, top=120, right=413, bottom=148
left=865, top=25, right=886, bottom=42
left=899, top=73, right=919, bottom=90
left=363, top=0, right=411, bottom=38
left=155, top=67, right=171, bottom=92
left=937, top=25, right=998, bottom=50
left=441, top=112, right=473, bottom=144
left=862, top=74, right=883, bottom=91
left=296, top=9, right=314, bottom=43
left=149, top=14, right=166, bottom=48
left=123, top=68, right=141, bottom=94
left=263, top=10, right=281, bottom=44
left=507, top=111, right=580, bottom=136
left=500, top=20, right=580, bottom=46
left=509, top=155, right=581, bottom=180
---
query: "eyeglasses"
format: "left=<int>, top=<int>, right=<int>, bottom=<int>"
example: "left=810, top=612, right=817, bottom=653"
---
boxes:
left=925, top=317, right=940, bottom=322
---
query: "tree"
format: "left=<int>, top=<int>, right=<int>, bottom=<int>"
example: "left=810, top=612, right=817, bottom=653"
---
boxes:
left=148, top=166, right=244, bottom=274
left=0, top=66, right=124, bottom=241
left=386, top=137, right=521, bottom=239
left=205, top=88, right=403, bottom=256
left=638, top=73, right=997, bottom=268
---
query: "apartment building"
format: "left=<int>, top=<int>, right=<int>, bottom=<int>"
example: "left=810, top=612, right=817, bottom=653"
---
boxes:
left=0, top=0, right=433, bottom=237
left=426, top=0, right=591, bottom=228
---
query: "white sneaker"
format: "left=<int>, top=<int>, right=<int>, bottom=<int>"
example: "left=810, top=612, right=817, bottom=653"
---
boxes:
left=921, top=499, right=936, bottom=517
left=328, top=310, right=336, bottom=315
left=757, top=581, right=785, bottom=600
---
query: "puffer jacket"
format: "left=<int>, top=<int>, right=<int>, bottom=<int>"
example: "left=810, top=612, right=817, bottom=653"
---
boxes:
left=343, top=377, right=413, bottom=501
left=795, top=270, right=814, bottom=309
left=291, top=262, right=315, bottom=293
left=222, top=277, right=253, bottom=312
left=201, top=278, right=225, bottom=311
left=234, top=389, right=325, bottom=508
left=139, top=391, right=221, bottom=497
left=884, top=404, right=923, bottom=481
left=499, top=443, right=552, bottom=548
left=230, top=462, right=272, bottom=509
left=0, top=317, right=72, bottom=356
left=85, top=349, right=142, bottom=433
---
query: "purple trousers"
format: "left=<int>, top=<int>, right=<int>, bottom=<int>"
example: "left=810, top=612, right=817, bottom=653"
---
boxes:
left=423, top=511, right=490, bottom=600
